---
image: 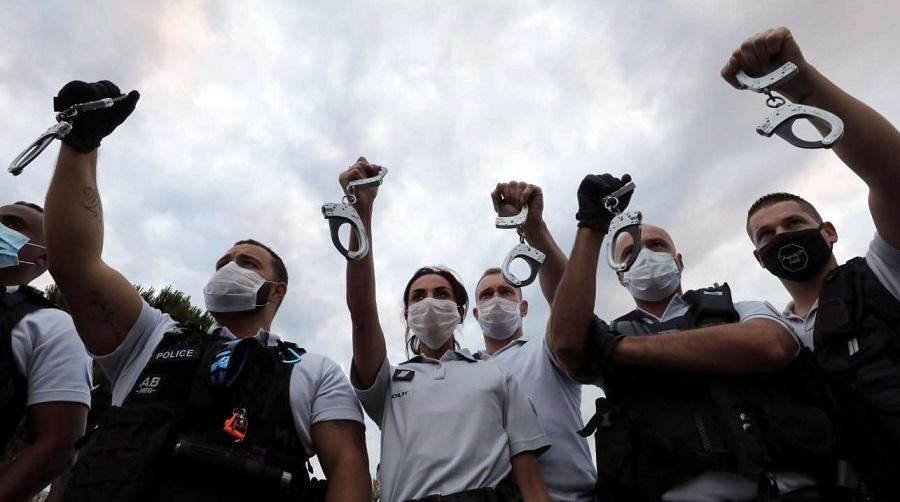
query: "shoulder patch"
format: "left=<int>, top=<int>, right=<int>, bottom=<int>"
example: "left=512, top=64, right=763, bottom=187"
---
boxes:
left=392, top=369, right=415, bottom=382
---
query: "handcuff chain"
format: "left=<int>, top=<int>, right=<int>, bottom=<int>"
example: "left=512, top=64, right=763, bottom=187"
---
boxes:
left=342, top=187, right=357, bottom=206
left=765, top=90, right=785, bottom=109
left=603, top=196, right=621, bottom=215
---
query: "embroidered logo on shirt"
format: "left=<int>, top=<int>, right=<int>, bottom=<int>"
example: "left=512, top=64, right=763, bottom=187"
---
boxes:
left=392, top=369, right=415, bottom=382
left=133, top=374, right=164, bottom=397
left=153, top=347, right=199, bottom=362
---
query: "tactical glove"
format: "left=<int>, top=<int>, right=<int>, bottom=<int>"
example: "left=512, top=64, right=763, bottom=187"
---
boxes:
left=576, top=173, right=632, bottom=232
left=53, top=80, right=140, bottom=153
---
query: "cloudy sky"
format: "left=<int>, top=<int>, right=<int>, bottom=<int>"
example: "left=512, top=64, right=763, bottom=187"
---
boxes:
left=2, top=0, right=898, bottom=477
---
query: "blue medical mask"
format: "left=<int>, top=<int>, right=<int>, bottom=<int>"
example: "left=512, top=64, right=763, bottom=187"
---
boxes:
left=0, top=223, right=44, bottom=269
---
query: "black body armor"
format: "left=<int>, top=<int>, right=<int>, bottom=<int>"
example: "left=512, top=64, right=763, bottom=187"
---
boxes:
left=580, top=284, right=836, bottom=501
left=814, top=257, right=900, bottom=499
left=62, top=325, right=323, bottom=501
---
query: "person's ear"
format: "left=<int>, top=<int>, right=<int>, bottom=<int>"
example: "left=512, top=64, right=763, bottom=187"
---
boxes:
left=675, top=253, right=684, bottom=272
left=472, top=307, right=480, bottom=321
left=821, top=222, right=838, bottom=245
left=520, top=300, right=528, bottom=318
left=269, top=282, right=287, bottom=304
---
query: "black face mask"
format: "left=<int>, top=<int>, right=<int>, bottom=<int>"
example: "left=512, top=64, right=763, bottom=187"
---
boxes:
left=758, top=226, right=833, bottom=282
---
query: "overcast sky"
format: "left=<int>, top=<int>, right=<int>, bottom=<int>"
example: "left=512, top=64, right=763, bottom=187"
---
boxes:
left=2, top=0, right=898, bottom=477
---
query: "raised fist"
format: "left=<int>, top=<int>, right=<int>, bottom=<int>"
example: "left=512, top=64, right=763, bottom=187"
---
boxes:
left=576, top=173, right=632, bottom=232
left=54, top=80, right=140, bottom=153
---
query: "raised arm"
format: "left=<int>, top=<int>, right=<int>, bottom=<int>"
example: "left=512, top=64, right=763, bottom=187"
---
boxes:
left=44, top=81, right=143, bottom=356
left=342, top=157, right=387, bottom=389
left=548, top=174, right=631, bottom=375
left=722, top=27, right=900, bottom=248
left=491, top=182, right=567, bottom=305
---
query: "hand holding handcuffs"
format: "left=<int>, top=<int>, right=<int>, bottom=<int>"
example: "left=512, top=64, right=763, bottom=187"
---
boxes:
left=735, top=62, right=843, bottom=149
left=604, top=181, right=642, bottom=272
left=496, top=206, right=546, bottom=287
left=8, top=95, right=130, bottom=176
left=322, top=166, right=388, bottom=261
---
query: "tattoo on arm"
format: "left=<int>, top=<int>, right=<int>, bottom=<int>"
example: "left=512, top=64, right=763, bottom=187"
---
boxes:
left=88, top=289, right=121, bottom=341
left=81, top=187, right=102, bottom=223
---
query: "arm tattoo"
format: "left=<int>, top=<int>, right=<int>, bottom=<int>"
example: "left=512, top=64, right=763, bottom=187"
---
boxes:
left=81, top=187, right=102, bottom=223
left=88, top=290, right=122, bottom=341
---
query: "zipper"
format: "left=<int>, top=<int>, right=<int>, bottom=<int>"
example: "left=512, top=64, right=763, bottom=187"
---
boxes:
left=693, top=412, right=712, bottom=451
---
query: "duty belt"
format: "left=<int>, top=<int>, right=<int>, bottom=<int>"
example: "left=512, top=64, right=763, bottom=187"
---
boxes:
left=408, top=487, right=502, bottom=502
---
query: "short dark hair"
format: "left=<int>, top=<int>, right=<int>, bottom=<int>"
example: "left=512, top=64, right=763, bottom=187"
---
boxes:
left=746, top=193, right=823, bottom=238
left=14, top=201, right=43, bottom=213
left=402, top=265, right=468, bottom=356
left=233, top=239, right=288, bottom=284
left=475, top=267, right=521, bottom=299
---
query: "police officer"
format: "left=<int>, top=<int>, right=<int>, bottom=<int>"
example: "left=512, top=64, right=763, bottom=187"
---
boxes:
left=39, top=80, right=370, bottom=501
left=0, top=201, right=93, bottom=501
left=473, top=181, right=597, bottom=502
left=340, top=158, right=552, bottom=502
left=726, top=27, right=900, bottom=499
left=548, top=174, right=836, bottom=501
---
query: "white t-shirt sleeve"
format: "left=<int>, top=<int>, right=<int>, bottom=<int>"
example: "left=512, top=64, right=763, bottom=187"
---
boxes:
left=866, top=232, right=900, bottom=303
left=502, top=368, right=551, bottom=457
left=353, top=357, right=392, bottom=428
left=11, top=309, right=92, bottom=407
left=289, top=353, right=364, bottom=458
left=94, top=300, right=173, bottom=396
left=735, top=300, right=801, bottom=351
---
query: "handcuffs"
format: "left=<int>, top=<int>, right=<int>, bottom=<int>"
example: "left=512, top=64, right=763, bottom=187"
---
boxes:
left=321, top=166, right=388, bottom=261
left=8, top=95, right=130, bottom=176
left=735, top=62, right=843, bottom=149
left=603, top=181, right=642, bottom=272
left=496, top=206, right=546, bottom=287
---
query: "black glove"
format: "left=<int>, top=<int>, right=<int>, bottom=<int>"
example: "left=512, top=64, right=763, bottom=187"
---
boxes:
left=53, top=80, right=140, bottom=153
left=576, top=173, right=632, bottom=232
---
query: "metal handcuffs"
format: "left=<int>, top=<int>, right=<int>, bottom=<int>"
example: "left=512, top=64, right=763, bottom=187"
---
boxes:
left=735, top=62, right=843, bottom=149
left=603, top=181, right=642, bottom=272
left=321, top=166, right=388, bottom=261
left=496, top=206, right=546, bottom=287
left=8, top=95, right=130, bottom=176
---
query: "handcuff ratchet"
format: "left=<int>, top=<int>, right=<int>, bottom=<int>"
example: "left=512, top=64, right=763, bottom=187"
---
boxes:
left=496, top=206, right=546, bottom=288
left=603, top=181, right=643, bottom=273
left=735, top=62, right=843, bottom=149
left=9, top=96, right=128, bottom=176
left=321, top=166, right=388, bottom=261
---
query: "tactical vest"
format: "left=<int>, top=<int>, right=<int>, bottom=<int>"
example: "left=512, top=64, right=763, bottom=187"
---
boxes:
left=814, top=257, right=900, bottom=498
left=0, top=285, right=57, bottom=453
left=63, top=326, right=323, bottom=502
left=579, top=284, right=836, bottom=501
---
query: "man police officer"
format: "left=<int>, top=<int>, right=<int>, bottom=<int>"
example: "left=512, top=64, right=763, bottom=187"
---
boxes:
left=39, top=80, right=370, bottom=501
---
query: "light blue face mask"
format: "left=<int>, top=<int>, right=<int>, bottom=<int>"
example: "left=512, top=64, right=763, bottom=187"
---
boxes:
left=0, top=223, right=44, bottom=269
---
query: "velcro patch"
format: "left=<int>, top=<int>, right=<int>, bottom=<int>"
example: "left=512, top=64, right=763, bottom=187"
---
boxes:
left=131, top=374, right=165, bottom=399
left=392, top=369, right=415, bottom=382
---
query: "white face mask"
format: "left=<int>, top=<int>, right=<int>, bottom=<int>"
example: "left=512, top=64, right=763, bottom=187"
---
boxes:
left=476, top=297, right=522, bottom=340
left=407, top=297, right=460, bottom=350
left=203, top=261, right=271, bottom=313
left=621, top=248, right=681, bottom=302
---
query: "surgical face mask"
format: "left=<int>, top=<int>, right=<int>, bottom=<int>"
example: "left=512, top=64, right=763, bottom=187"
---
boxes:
left=0, top=223, right=44, bottom=269
left=476, top=297, right=522, bottom=340
left=758, top=226, right=832, bottom=282
left=203, top=261, right=272, bottom=313
left=621, top=248, right=681, bottom=302
left=407, top=297, right=460, bottom=350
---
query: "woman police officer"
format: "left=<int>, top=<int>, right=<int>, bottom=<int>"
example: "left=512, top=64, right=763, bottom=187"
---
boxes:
left=339, top=157, right=551, bottom=502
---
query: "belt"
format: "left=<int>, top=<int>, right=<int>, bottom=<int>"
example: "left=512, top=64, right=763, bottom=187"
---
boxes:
left=408, top=487, right=499, bottom=502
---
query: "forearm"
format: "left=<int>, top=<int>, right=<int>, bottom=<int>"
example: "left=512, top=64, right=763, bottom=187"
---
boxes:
left=45, top=145, right=104, bottom=275
left=323, top=457, right=371, bottom=502
left=612, top=320, right=797, bottom=373
left=524, top=221, right=568, bottom=305
left=0, top=440, right=76, bottom=501
left=548, top=228, right=603, bottom=372
left=510, top=453, right=550, bottom=502
left=783, top=65, right=900, bottom=183
left=346, top=211, right=386, bottom=388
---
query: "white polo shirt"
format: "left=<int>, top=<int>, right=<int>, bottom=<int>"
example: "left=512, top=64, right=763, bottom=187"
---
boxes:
left=779, top=233, right=900, bottom=349
left=355, top=350, right=550, bottom=502
left=611, top=294, right=817, bottom=502
left=5, top=286, right=92, bottom=409
left=476, top=336, right=596, bottom=502
left=94, top=300, right=364, bottom=457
